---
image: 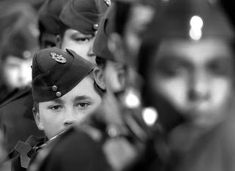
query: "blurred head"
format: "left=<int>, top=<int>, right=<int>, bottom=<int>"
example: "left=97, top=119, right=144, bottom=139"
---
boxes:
left=38, top=0, right=68, bottom=48
left=93, top=0, right=154, bottom=98
left=107, top=0, right=154, bottom=67
left=32, top=48, right=104, bottom=138
left=0, top=2, right=39, bottom=89
left=39, top=0, right=108, bottom=63
left=94, top=4, right=128, bottom=93
left=138, top=0, right=235, bottom=128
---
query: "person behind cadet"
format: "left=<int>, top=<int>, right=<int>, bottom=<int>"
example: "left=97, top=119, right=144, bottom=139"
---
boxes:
left=38, top=0, right=108, bottom=63
left=37, top=0, right=68, bottom=49
left=58, top=0, right=109, bottom=63
left=136, top=0, right=235, bottom=170
left=0, top=2, right=39, bottom=103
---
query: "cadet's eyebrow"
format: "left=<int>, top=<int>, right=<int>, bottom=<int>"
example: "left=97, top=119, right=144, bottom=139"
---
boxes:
left=74, top=96, right=92, bottom=101
left=71, top=32, right=93, bottom=38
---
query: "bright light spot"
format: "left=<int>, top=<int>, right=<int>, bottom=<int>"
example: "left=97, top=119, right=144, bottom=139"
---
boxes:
left=189, top=29, right=202, bottom=40
left=190, top=16, right=203, bottom=28
left=124, top=89, right=141, bottom=108
left=142, top=107, right=158, bottom=126
left=189, top=15, right=203, bottom=40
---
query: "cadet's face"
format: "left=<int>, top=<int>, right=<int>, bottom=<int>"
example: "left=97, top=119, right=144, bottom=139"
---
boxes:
left=2, top=56, right=32, bottom=89
left=61, top=29, right=96, bottom=64
left=148, top=39, right=234, bottom=126
left=36, top=76, right=102, bottom=139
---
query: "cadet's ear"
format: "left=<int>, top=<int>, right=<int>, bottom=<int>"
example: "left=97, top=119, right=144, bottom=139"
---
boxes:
left=32, top=107, right=44, bottom=131
left=108, top=33, right=125, bottom=64
left=55, top=35, right=62, bottom=48
left=93, top=67, right=106, bottom=90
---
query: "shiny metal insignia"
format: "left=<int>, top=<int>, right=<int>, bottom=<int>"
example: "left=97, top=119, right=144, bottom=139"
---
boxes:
left=50, top=52, right=67, bottom=63
left=104, top=0, right=111, bottom=6
left=93, top=24, right=99, bottom=30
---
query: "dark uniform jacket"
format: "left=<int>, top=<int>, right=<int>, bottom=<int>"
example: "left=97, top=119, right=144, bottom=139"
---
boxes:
left=0, top=87, right=44, bottom=152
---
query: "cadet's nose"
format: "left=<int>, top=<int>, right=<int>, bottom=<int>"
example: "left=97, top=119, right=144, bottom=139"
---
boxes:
left=87, top=39, right=95, bottom=57
left=189, top=71, right=210, bottom=101
left=63, top=111, right=76, bottom=126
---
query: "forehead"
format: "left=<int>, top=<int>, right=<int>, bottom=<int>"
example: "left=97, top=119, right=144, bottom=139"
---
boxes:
left=155, top=39, right=233, bottom=64
left=61, top=76, right=96, bottom=99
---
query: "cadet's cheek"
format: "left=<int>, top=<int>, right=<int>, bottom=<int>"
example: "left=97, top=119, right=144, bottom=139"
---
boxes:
left=210, top=78, right=232, bottom=106
left=151, top=75, right=188, bottom=109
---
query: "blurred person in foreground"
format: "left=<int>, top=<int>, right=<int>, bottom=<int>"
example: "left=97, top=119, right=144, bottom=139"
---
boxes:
left=38, top=0, right=108, bottom=63
left=136, top=0, right=235, bottom=170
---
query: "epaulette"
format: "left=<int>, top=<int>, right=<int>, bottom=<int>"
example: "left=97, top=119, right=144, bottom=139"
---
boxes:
left=8, top=135, right=46, bottom=168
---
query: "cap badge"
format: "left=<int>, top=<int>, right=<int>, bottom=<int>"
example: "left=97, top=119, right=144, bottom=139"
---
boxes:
left=104, top=0, right=111, bottom=6
left=50, top=52, right=67, bottom=63
left=93, top=24, right=99, bottom=30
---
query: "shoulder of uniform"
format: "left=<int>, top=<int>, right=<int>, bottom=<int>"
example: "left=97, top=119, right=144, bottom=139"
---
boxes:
left=0, top=87, right=32, bottom=108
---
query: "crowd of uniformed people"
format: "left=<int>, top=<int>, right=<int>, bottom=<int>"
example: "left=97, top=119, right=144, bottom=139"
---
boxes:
left=0, top=0, right=235, bottom=170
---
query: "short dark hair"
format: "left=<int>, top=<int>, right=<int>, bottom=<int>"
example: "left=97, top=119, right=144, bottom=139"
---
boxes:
left=32, top=102, right=39, bottom=114
left=95, top=56, right=107, bottom=69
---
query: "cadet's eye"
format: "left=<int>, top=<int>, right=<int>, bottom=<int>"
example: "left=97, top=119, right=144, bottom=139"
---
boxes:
left=48, top=105, right=62, bottom=111
left=157, top=61, right=186, bottom=77
left=71, top=34, right=93, bottom=43
left=76, top=102, right=91, bottom=110
left=74, top=37, right=90, bottom=43
left=207, top=59, right=231, bottom=77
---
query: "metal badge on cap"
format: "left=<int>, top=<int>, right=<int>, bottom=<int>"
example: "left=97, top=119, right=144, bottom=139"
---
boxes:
left=50, top=52, right=67, bottom=63
left=104, top=0, right=111, bottom=6
left=93, top=24, right=99, bottom=30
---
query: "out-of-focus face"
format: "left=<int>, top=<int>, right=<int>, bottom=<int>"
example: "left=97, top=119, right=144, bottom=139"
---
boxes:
left=61, top=29, right=96, bottom=64
left=36, top=76, right=102, bottom=139
left=2, top=55, right=32, bottom=89
left=147, top=39, right=235, bottom=126
left=103, top=61, right=126, bottom=93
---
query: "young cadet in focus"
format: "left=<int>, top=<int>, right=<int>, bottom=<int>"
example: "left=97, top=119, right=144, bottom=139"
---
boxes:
left=31, top=48, right=103, bottom=139
left=135, top=0, right=235, bottom=170
left=38, top=0, right=108, bottom=63
left=10, top=47, right=104, bottom=171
